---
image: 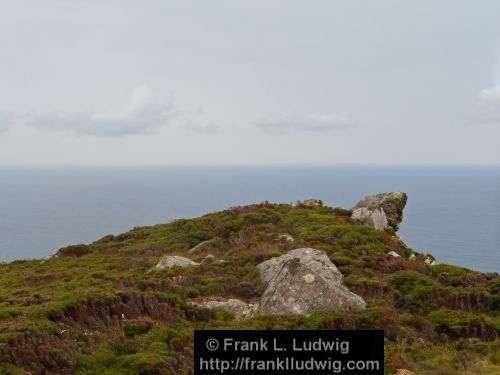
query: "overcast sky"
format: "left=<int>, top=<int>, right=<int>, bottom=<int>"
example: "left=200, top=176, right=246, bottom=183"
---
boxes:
left=1, top=0, right=500, bottom=166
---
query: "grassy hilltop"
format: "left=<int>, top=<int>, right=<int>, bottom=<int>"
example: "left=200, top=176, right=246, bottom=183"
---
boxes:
left=0, top=201, right=498, bottom=374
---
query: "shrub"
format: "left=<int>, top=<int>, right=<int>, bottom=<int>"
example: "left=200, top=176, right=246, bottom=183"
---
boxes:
left=428, top=309, right=497, bottom=340
left=388, top=270, right=446, bottom=312
left=56, top=244, right=91, bottom=257
left=489, top=343, right=500, bottom=365
left=354, top=307, right=381, bottom=328
left=124, top=319, right=154, bottom=337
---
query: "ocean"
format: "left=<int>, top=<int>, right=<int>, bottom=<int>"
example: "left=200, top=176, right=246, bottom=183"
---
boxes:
left=0, top=166, right=498, bottom=273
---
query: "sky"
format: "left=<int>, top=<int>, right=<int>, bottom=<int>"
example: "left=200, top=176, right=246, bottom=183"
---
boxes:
left=1, top=0, right=500, bottom=166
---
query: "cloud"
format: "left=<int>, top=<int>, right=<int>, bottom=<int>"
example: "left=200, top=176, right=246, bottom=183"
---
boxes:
left=23, top=85, right=177, bottom=137
left=175, top=107, right=220, bottom=135
left=479, top=86, right=500, bottom=101
left=469, top=85, right=500, bottom=126
left=255, top=113, right=354, bottom=135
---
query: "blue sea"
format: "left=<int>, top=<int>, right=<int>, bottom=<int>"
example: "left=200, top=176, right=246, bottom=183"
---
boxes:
left=0, top=166, right=498, bottom=273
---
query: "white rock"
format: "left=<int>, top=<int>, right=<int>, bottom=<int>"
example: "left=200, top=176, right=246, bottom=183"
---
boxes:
left=155, top=255, right=199, bottom=270
left=190, top=298, right=258, bottom=320
left=424, top=255, right=437, bottom=266
left=201, top=254, right=215, bottom=264
left=395, top=369, right=414, bottom=375
left=278, top=234, right=295, bottom=242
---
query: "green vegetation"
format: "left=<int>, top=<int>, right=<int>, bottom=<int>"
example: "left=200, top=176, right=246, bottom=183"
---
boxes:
left=0, top=202, right=498, bottom=374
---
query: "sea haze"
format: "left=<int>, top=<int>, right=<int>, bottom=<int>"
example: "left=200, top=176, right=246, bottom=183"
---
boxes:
left=0, top=166, right=498, bottom=273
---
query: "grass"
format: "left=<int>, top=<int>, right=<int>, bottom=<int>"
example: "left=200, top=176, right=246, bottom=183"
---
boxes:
left=0, top=201, right=498, bottom=374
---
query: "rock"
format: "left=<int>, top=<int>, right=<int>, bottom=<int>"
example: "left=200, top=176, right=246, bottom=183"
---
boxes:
left=257, top=248, right=366, bottom=316
left=277, top=234, right=295, bottom=242
left=352, top=192, right=407, bottom=231
left=395, top=370, right=414, bottom=375
left=423, top=254, right=437, bottom=266
left=388, top=251, right=401, bottom=258
left=188, top=239, right=217, bottom=254
left=189, top=298, right=258, bottom=320
left=352, top=207, right=388, bottom=230
left=155, top=255, right=199, bottom=270
left=296, top=199, right=323, bottom=207
left=201, top=254, right=215, bottom=264
left=409, top=253, right=416, bottom=260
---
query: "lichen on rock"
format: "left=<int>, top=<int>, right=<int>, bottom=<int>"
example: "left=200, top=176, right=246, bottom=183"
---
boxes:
left=257, top=248, right=366, bottom=316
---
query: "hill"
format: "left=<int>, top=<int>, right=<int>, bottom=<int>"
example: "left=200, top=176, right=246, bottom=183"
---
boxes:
left=0, top=197, right=498, bottom=374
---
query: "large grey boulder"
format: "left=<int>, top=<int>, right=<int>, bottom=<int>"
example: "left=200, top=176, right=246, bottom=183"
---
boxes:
left=351, top=192, right=407, bottom=231
left=351, top=207, right=388, bottom=230
left=257, top=248, right=366, bottom=316
left=155, top=255, right=199, bottom=270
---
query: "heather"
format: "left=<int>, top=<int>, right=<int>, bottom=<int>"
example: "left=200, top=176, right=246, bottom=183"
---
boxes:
left=0, top=202, right=498, bottom=374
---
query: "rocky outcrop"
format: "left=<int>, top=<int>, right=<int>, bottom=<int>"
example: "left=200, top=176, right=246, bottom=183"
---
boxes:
left=388, top=251, right=401, bottom=258
left=257, top=248, right=366, bottom=316
left=155, top=255, right=199, bottom=270
left=351, top=192, right=407, bottom=231
left=189, top=298, right=258, bottom=320
left=296, top=199, right=323, bottom=207
left=352, top=207, right=388, bottom=230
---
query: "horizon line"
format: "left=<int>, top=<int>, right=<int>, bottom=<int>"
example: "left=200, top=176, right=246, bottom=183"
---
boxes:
left=0, top=163, right=499, bottom=169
